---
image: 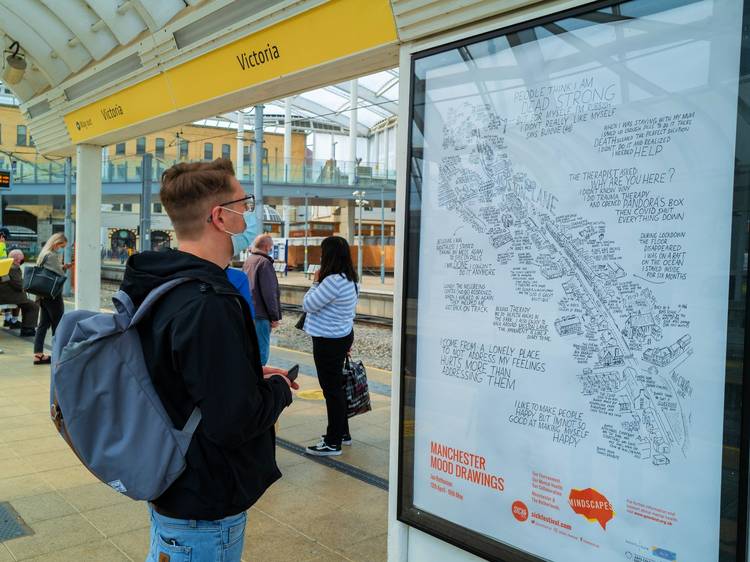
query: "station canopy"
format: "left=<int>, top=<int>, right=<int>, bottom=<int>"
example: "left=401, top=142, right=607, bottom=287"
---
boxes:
left=0, top=0, right=408, bottom=155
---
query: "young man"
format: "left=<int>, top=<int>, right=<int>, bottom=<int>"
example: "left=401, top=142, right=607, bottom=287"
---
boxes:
left=243, top=234, right=282, bottom=365
left=120, top=159, right=296, bottom=561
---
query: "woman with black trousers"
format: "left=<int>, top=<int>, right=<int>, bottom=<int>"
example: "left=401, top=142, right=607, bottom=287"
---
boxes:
left=33, top=233, right=71, bottom=365
left=302, top=236, right=359, bottom=456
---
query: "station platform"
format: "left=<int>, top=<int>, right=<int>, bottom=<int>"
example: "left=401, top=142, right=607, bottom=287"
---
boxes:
left=0, top=327, right=390, bottom=561
left=278, top=271, right=394, bottom=294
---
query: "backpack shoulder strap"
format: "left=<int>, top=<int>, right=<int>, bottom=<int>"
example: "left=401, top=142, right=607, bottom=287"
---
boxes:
left=182, top=406, right=202, bottom=434
left=129, top=278, right=196, bottom=328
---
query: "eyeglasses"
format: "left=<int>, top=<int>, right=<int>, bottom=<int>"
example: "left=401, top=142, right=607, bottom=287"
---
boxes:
left=220, top=194, right=255, bottom=212
left=207, top=194, right=255, bottom=222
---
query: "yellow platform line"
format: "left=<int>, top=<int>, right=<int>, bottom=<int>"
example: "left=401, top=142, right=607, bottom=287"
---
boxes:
left=270, top=343, right=393, bottom=379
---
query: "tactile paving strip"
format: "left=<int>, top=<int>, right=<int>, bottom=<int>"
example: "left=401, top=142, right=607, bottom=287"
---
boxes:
left=276, top=438, right=389, bottom=491
left=0, top=502, right=33, bottom=542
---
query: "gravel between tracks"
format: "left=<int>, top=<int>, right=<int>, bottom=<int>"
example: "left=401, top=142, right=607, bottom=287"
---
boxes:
left=272, top=313, right=393, bottom=371
left=100, top=284, right=394, bottom=371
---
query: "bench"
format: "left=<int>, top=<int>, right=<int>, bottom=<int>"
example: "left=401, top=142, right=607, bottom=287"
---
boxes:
left=305, top=264, right=320, bottom=279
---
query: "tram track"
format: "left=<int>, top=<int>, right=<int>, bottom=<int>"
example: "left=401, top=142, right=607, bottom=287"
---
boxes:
left=102, top=273, right=393, bottom=327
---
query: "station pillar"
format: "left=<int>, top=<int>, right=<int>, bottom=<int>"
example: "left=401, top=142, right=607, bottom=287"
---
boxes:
left=349, top=79, right=358, bottom=185
left=74, top=144, right=102, bottom=311
left=339, top=200, right=356, bottom=244
left=284, top=98, right=292, bottom=181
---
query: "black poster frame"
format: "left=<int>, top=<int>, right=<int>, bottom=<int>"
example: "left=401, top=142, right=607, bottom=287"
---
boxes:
left=396, top=1, right=750, bottom=561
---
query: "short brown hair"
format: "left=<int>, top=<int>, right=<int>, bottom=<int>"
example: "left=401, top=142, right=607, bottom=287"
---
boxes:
left=253, top=234, right=274, bottom=252
left=160, top=158, right=236, bottom=239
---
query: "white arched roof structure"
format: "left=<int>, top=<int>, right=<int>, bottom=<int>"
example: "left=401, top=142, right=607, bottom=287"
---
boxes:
left=194, top=69, right=400, bottom=138
left=0, top=0, right=195, bottom=103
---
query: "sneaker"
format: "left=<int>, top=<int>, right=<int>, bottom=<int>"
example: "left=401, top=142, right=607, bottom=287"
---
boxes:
left=306, top=438, right=342, bottom=456
left=19, top=328, right=36, bottom=337
left=321, top=434, right=352, bottom=446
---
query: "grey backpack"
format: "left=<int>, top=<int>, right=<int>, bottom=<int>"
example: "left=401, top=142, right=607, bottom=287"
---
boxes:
left=50, top=278, right=202, bottom=501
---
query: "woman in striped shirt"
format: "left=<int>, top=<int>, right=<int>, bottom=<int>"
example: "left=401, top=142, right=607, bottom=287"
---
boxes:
left=303, top=236, right=359, bottom=456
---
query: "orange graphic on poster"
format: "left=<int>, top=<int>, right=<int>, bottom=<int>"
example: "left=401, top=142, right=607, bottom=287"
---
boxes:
left=568, top=488, right=615, bottom=530
left=512, top=500, right=528, bottom=522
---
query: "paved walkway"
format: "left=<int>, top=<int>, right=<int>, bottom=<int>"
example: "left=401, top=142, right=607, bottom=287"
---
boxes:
left=0, top=329, right=390, bottom=561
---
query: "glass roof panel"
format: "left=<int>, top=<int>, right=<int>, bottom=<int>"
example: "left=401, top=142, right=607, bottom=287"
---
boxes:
left=359, top=70, right=399, bottom=100
left=230, top=69, right=399, bottom=135
left=302, top=88, right=350, bottom=112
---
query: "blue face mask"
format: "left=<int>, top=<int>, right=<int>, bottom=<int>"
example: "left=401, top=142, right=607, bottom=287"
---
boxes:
left=223, top=210, right=257, bottom=255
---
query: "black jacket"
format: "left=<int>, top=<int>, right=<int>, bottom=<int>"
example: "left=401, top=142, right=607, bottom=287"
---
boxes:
left=242, top=252, right=282, bottom=321
left=0, top=264, right=28, bottom=305
left=121, top=249, right=292, bottom=520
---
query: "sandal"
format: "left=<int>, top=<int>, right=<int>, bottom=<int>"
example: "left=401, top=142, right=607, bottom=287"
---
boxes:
left=33, top=354, right=51, bottom=365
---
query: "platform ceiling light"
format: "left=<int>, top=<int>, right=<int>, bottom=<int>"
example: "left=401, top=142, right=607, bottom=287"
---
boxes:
left=3, top=42, right=26, bottom=85
left=173, top=0, right=277, bottom=48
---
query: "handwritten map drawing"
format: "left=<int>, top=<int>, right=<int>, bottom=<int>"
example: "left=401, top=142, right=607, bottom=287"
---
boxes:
left=436, top=101, right=692, bottom=466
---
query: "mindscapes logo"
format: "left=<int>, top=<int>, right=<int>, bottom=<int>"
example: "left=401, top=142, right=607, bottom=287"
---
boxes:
left=568, top=487, right=615, bottom=529
left=511, top=500, right=528, bottom=522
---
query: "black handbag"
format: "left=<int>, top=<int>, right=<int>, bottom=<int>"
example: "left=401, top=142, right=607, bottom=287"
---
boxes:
left=343, top=355, right=371, bottom=418
left=23, top=255, right=66, bottom=299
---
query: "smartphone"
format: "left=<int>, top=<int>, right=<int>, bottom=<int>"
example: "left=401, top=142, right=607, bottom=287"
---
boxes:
left=286, top=364, right=299, bottom=382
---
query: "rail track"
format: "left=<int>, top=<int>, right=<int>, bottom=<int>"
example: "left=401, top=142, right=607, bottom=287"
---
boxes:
left=101, top=268, right=393, bottom=327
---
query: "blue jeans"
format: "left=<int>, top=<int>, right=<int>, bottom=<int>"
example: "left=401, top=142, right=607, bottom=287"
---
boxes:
left=254, top=318, right=271, bottom=365
left=147, top=506, right=247, bottom=562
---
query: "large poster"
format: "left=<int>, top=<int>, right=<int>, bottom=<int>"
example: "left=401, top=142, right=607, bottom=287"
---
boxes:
left=410, top=1, right=743, bottom=560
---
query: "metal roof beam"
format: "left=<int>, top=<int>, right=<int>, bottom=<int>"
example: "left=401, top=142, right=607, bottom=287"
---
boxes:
left=375, top=76, right=399, bottom=98
left=289, top=97, right=368, bottom=136
left=329, top=82, right=396, bottom=116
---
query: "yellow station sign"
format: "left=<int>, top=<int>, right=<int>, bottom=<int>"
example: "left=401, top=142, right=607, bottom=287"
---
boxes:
left=64, top=0, right=398, bottom=143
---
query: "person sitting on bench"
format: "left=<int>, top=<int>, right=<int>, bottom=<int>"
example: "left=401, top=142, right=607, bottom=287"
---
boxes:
left=0, top=249, right=39, bottom=337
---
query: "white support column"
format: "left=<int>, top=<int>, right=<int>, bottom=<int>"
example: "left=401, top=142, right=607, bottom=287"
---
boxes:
left=339, top=200, right=356, bottom=244
left=389, top=45, right=411, bottom=562
left=281, top=196, right=290, bottom=238
left=384, top=126, right=391, bottom=179
left=349, top=79, right=358, bottom=185
left=375, top=130, right=381, bottom=175
left=236, top=112, right=245, bottom=180
left=100, top=147, right=108, bottom=178
left=284, top=98, right=292, bottom=182
left=254, top=105, right=265, bottom=231
left=74, top=144, right=103, bottom=311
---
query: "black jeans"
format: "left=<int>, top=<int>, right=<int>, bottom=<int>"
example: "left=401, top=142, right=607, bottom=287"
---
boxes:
left=34, top=294, right=64, bottom=354
left=312, top=331, right=354, bottom=447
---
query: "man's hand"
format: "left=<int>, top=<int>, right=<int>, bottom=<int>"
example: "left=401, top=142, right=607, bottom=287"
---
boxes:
left=271, top=320, right=280, bottom=329
left=263, top=366, right=299, bottom=390
left=264, top=372, right=299, bottom=390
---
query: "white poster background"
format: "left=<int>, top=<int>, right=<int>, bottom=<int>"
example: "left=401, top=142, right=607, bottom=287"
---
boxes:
left=411, top=1, right=743, bottom=561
